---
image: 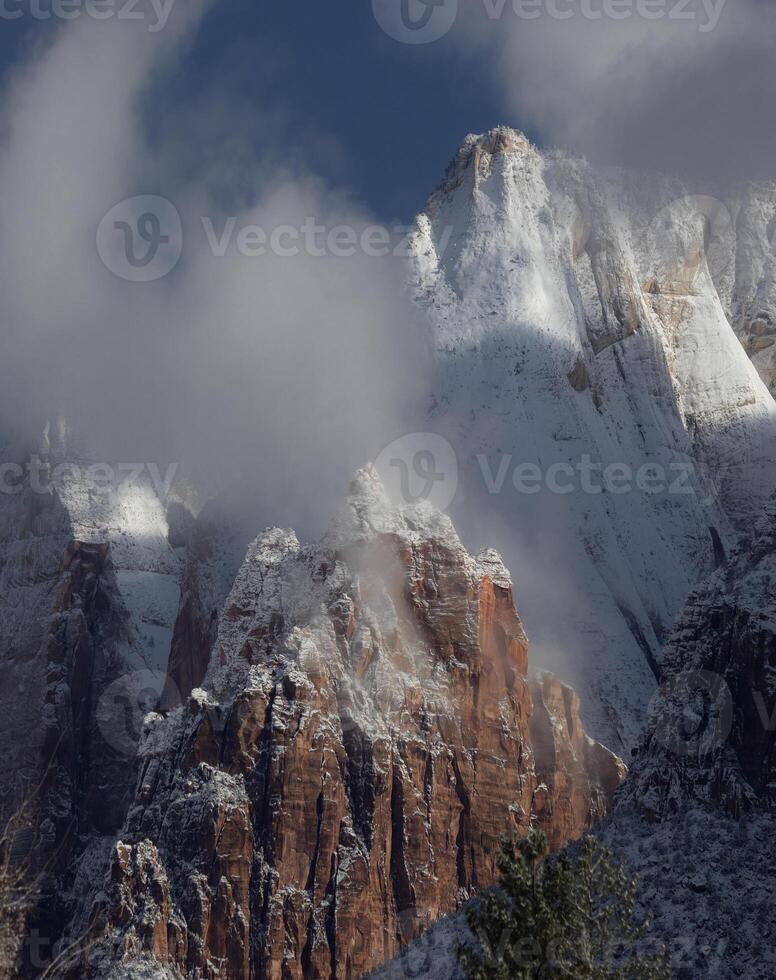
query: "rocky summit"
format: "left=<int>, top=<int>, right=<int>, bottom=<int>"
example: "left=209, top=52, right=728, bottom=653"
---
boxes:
left=84, top=466, right=624, bottom=979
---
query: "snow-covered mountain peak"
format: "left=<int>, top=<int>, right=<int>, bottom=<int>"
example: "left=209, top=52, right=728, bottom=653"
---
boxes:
left=436, top=126, right=534, bottom=194
left=407, top=129, right=776, bottom=749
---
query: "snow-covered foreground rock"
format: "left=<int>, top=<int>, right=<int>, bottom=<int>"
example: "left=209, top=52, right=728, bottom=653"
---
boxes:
left=83, top=468, right=624, bottom=979
left=409, top=128, right=776, bottom=751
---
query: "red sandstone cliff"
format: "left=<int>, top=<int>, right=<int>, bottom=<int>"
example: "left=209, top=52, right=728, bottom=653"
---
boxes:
left=90, top=467, right=625, bottom=979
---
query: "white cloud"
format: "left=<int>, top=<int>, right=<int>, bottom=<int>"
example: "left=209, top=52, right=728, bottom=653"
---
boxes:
left=0, top=1, right=430, bottom=534
left=452, top=0, right=776, bottom=181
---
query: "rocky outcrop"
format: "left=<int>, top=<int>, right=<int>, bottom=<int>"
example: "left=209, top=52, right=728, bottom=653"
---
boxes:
left=529, top=671, right=626, bottom=851
left=162, top=502, right=248, bottom=711
left=623, top=498, right=776, bottom=819
left=39, top=541, right=137, bottom=857
left=90, top=467, right=624, bottom=979
left=0, top=428, right=183, bottom=813
left=0, top=427, right=187, bottom=975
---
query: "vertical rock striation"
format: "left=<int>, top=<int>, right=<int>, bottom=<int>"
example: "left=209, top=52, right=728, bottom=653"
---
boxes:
left=91, top=467, right=624, bottom=979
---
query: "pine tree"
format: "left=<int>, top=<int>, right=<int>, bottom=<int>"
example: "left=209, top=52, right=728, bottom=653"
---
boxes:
left=457, top=828, right=671, bottom=979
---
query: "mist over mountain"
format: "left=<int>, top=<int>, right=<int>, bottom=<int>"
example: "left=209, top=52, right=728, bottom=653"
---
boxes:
left=2, top=3, right=776, bottom=979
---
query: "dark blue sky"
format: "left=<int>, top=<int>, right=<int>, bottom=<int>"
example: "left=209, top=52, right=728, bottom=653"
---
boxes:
left=170, top=0, right=515, bottom=221
left=5, top=1, right=766, bottom=225
left=0, top=1, right=525, bottom=223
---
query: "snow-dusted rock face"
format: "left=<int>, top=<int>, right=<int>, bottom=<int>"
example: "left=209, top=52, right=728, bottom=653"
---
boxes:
left=623, top=499, right=776, bottom=819
left=409, top=127, right=776, bottom=751
left=0, top=423, right=185, bottom=952
left=89, top=468, right=624, bottom=979
left=161, top=499, right=250, bottom=712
